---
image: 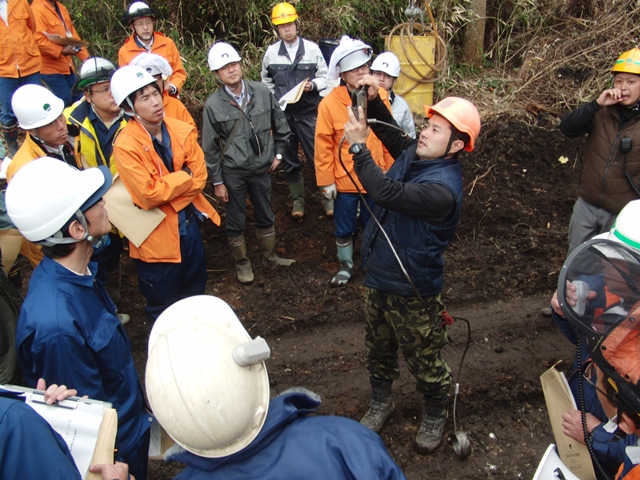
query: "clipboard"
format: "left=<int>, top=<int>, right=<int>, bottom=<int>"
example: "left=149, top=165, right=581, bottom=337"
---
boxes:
left=540, top=366, right=597, bottom=480
left=1, top=384, right=117, bottom=480
left=103, top=176, right=166, bottom=248
left=43, top=32, right=89, bottom=47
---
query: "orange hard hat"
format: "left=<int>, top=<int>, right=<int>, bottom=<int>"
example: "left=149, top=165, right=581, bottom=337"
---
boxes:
left=423, top=97, right=481, bottom=152
left=271, top=3, right=298, bottom=25
left=612, top=48, right=640, bottom=75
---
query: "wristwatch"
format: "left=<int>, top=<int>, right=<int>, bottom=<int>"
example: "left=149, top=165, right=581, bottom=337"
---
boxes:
left=348, top=143, right=367, bottom=155
left=275, top=154, right=283, bottom=160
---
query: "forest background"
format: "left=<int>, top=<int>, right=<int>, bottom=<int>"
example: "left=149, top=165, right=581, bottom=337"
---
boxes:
left=67, top=0, right=640, bottom=121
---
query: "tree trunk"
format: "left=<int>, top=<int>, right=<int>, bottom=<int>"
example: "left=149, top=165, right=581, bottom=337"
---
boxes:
left=461, top=0, right=486, bottom=67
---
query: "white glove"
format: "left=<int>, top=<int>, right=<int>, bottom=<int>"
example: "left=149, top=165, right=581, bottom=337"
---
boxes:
left=321, top=183, right=337, bottom=201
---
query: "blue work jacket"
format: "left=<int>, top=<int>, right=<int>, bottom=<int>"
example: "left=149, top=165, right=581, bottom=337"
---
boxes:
left=167, top=390, right=407, bottom=480
left=15, top=257, right=151, bottom=456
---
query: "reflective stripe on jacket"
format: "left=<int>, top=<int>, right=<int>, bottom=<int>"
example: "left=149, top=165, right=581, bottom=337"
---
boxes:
left=0, top=0, right=41, bottom=78
left=114, top=117, right=220, bottom=263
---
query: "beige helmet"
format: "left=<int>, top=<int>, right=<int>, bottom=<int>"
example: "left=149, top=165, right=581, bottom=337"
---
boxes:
left=146, top=295, right=271, bottom=458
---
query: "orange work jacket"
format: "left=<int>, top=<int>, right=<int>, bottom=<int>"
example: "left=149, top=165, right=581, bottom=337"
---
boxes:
left=163, top=92, right=196, bottom=130
left=0, top=0, right=41, bottom=78
left=31, top=0, right=88, bottom=75
left=113, top=117, right=219, bottom=263
left=118, top=33, right=187, bottom=93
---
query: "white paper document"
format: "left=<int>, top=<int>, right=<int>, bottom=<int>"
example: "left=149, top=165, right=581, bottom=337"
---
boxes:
left=278, top=78, right=309, bottom=111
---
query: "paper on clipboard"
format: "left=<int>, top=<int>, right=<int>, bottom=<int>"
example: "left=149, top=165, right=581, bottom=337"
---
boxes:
left=103, top=176, right=166, bottom=248
left=540, top=366, right=597, bottom=480
left=1, top=384, right=115, bottom=479
left=43, top=32, right=89, bottom=47
left=278, top=78, right=309, bottom=110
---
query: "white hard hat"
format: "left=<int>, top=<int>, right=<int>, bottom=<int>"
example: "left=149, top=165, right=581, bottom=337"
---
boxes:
left=11, top=85, right=64, bottom=130
left=371, top=52, right=401, bottom=78
left=110, top=65, right=156, bottom=107
left=146, top=295, right=271, bottom=458
left=75, top=57, right=117, bottom=91
left=129, top=52, right=173, bottom=78
left=591, top=200, right=640, bottom=251
left=207, top=42, right=241, bottom=71
left=6, top=157, right=112, bottom=245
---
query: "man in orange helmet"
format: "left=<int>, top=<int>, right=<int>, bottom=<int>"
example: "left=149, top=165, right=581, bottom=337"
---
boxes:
left=344, top=78, right=481, bottom=454
left=559, top=48, right=640, bottom=254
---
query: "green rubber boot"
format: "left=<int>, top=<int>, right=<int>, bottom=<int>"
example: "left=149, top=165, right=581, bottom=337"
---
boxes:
left=229, top=235, right=254, bottom=284
left=256, top=227, right=295, bottom=267
left=331, top=238, right=353, bottom=287
left=288, top=178, right=305, bottom=219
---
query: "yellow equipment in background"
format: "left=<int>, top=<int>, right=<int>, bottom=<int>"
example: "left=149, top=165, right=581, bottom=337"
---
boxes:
left=385, top=1, right=446, bottom=114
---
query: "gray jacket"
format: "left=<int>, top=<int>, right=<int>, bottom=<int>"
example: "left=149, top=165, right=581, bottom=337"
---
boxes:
left=202, top=80, right=290, bottom=183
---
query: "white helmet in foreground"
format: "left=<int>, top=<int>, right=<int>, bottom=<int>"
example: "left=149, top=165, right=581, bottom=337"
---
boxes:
left=6, top=157, right=112, bottom=245
left=207, top=42, right=241, bottom=71
left=110, top=65, right=157, bottom=109
left=146, top=295, right=271, bottom=458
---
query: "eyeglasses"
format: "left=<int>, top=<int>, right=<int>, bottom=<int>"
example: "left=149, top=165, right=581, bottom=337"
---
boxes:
left=346, top=63, right=370, bottom=74
left=583, top=361, right=618, bottom=403
left=133, top=19, right=153, bottom=28
left=89, top=86, right=111, bottom=96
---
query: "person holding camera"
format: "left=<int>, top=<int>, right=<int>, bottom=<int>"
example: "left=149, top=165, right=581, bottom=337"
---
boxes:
left=203, top=42, right=293, bottom=285
left=559, top=48, right=640, bottom=254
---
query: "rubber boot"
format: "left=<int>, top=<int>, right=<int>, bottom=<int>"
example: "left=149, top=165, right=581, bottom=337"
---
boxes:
left=288, top=178, right=305, bottom=219
left=330, top=238, right=353, bottom=287
left=360, top=377, right=395, bottom=433
left=320, top=188, right=334, bottom=217
left=256, top=226, right=295, bottom=266
left=415, top=396, right=448, bottom=454
left=1, top=124, right=19, bottom=157
left=229, top=235, right=254, bottom=284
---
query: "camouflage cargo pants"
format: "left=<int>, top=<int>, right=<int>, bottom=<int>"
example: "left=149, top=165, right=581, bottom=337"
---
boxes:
left=364, top=287, right=452, bottom=399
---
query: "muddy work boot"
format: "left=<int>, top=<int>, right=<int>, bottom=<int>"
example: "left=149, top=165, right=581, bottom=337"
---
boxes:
left=256, top=226, right=295, bottom=267
left=228, top=235, right=254, bottom=284
left=1, top=123, right=19, bottom=157
left=288, top=178, right=305, bottom=219
left=415, top=398, right=447, bottom=454
left=330, top=238, right=353, bottom=287
left=360, top=378, right=395, bottom=433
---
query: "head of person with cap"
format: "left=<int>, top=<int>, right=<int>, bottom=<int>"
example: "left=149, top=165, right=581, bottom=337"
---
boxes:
left=74, top=57, right=121, bottom=124
left=371, top=52, right=401, bottom=94
left=271, top=2, right=299, bottom=45
left=208, top=42, right=244, bottom=95
left=6, top=85, right=78, bottom=182
left=6, top=156, right=112, bottom=262
left=123, top=1, right=159, bottom=47
left=147, top=295, right=407, bottom=479
left=327, top=35, right=373, bottom=94
left=110, top=65, right=164, bottom=134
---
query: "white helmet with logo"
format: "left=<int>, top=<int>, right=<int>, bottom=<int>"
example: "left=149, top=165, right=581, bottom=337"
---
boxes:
left=146, top=295, right=271, bottom=458
left=6, top=157, right=112, bottom=245
left=110, top=65, right=156, bottom=108
left=371, top=52, right=401, bottom=78
left=11, top=85, right=65, bottom=130
left=207, top=42, right=241, bottom=71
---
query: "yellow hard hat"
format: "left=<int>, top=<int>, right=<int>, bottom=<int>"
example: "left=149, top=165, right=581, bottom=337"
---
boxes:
left=271, top=2, right=298, bottom=25
left=612, top=48, right=640, bottom=75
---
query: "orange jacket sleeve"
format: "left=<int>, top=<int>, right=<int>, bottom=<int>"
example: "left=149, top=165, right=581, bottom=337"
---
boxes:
left=314, top=98, right=337, bottom=187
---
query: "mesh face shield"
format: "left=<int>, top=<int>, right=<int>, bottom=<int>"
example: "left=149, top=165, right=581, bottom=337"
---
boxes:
left=558, top=238, right=640, bottom=422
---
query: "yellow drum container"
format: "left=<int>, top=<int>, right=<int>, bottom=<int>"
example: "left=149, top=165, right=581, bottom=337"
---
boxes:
left=386, top=34, right=436, bottom=115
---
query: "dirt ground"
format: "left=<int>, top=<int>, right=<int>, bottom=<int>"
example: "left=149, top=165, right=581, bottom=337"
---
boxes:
left=115, top=115, right=587, bottom=479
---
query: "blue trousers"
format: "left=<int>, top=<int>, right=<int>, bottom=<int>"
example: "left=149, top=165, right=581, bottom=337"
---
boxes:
left=133, top=218, right=207, bottom=323
left=41, top=73, right=78, bottom=107
left=0, top=73, right=42, bottom=126
left=333, top=192, right=374, bottom=239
